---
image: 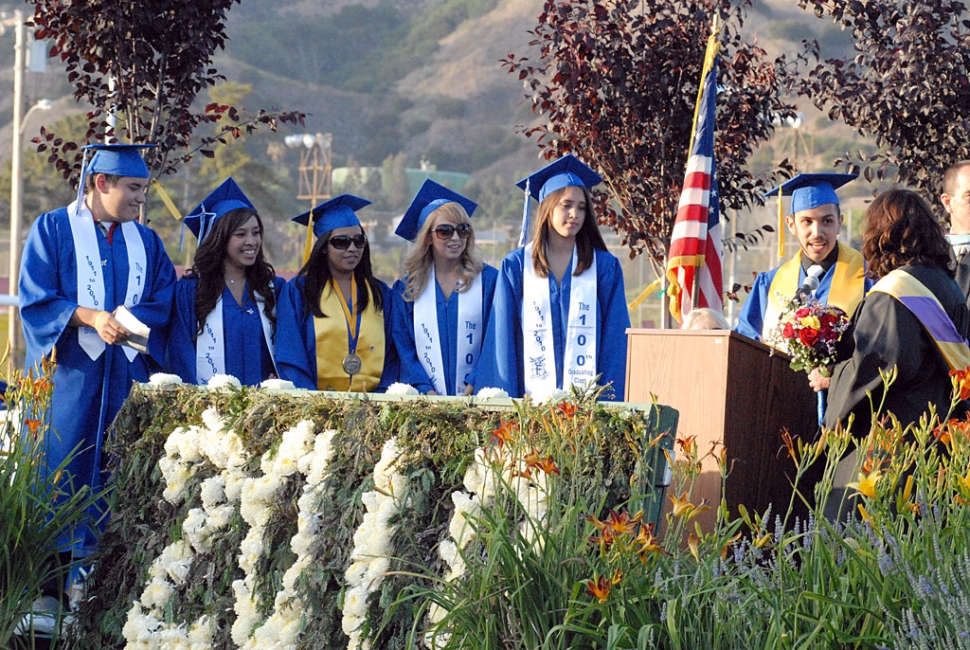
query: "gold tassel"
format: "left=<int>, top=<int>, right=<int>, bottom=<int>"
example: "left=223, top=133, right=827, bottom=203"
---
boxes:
left=151, top=179, right=183, bottom=221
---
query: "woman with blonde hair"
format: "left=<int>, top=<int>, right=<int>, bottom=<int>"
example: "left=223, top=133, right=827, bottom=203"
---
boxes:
left=476, top=155, right=630, bottom=400
left=390, top=180, right=498, bottom=395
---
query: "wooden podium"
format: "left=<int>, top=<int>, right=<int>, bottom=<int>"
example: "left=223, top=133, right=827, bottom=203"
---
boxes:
left=625, top=329, right=820, bottom=531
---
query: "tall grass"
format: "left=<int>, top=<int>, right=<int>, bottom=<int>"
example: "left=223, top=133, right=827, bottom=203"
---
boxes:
left=0, top=354, right=107, bottom=647
left=400, top=373, right=970, bottom=649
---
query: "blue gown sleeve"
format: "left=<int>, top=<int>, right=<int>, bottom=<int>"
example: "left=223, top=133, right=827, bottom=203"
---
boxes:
left=164, top=277, right=200, bottom=384
left=375, top=279, right=400, bottom=392
left=389, top=278, right=435, bottom=394
left=476, top=250, right=526, bottom=397
left=275, top=277, right=317, bottom=389
left=19, top=210, right=82, bottom=358
left=595, top=253, right=631, bottom=401
left=734, top=269, right=775, bottom=341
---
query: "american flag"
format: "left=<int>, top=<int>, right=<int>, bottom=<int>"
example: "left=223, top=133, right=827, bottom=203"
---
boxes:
left=665, top=42, right=723, bottom=324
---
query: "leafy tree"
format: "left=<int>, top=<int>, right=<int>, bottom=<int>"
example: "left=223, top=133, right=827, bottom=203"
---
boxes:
left=502, top=0, right=795, bottom=265
left=28, top=0, right=304, bottom=185
left=789, top=0, right=970, bottom=201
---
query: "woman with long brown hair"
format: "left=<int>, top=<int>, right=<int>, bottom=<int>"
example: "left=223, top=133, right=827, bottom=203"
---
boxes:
left=275, top=194, right=398, bottom=392
left=475, top=155, right=630, bottom=400
left=166, top=178, right=282, bottom=385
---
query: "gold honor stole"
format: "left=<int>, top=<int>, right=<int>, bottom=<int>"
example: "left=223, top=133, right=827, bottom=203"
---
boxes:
left=870, top=269, right=970, bottom=371
left=762, top=243, right=866, bottom=340
left=313, top=281, right=385, bottom=392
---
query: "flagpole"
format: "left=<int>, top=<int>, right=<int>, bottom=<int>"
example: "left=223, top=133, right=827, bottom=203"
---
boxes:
left=688, top=17, right=722, bottom=312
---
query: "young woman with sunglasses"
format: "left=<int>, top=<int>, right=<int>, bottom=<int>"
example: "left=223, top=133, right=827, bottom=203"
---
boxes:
left=389, top=180, right=498, bottom=395
left=165, top=178, right=283, bottom=386
left=275, top=194, right=399, bottom=392
left=476, top=155, right=630, bottom=401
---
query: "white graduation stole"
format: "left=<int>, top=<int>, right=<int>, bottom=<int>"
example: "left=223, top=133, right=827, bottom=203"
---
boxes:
left=69, top=200, right=147, bottom=362
left=522, top=243, right=597, bottom=395
left=413, top=266, right=483, bottom=395
left=196, top=290, right=276, bottom=383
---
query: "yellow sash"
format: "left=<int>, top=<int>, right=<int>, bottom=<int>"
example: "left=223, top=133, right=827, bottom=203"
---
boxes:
left=762, top=243, right=866, bottom=339
left=313, top=281, right=386, bottom=392
left=871, top=269, right=970, bottom=371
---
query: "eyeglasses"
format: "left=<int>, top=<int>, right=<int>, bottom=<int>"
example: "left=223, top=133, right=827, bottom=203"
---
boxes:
left=328, top=234, right=367, bottom=250
left=432, top=223, right=472, bottom=240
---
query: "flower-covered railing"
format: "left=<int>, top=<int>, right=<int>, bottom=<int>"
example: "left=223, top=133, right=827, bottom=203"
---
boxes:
left=68, top=382, right=677, bottom=649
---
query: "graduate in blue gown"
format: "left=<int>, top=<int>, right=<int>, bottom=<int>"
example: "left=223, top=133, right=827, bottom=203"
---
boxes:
left=19, top=143, right=176, bottom=562
left=390, top=180, right=498, bottom=395
left=165, top=178, right=283, bottom=386
left=735, top=173, right=870, bottom=341
left=275, top=195, right=399, bottom=392
left=476, top=155, right=630, bottom=401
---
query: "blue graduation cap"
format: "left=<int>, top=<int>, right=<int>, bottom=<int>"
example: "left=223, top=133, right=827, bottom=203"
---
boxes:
left=516, top=154, right=603, bottom=203
left=395, top=179, right=477, bottom=242
left=513, top=154, right=602, bottom=247
left=183, top=177, right=255, bottom=244
left=765, top=172, right=857, bottom=257
left=83, top=143, right=154, bottom=178
left=292, top=194, right=371, bottom=264
left=765, top=172, right=857, bottom=215
left=74, top=142, right=156, bottom=219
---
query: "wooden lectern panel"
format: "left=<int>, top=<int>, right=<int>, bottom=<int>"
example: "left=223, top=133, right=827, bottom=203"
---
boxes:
left=625, top=329, right=819, bottom=531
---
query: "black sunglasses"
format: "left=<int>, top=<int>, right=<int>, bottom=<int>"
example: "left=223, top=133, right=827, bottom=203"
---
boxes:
left=328, top=234, right=367, bottom=250
left=432, top=223, right=472, bottom=240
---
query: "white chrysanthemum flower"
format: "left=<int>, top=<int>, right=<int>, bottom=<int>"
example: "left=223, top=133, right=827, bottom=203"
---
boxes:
left=140, top=578, right=174, bottom=611
left=259, top=377, right=296, bottom=390
left=530, top=386, right=568, bottom=405
left=186, top=616, right=212, bottom=646
left=385, top=382, right=419, bottom=395
left=475, top=386, right=509, bottom=399
left=207, top=373, right=242, bottom=389
left=223, top=469, right=247, bottom=503
left=163, top=427, right=187, bottom=458
left=199, top=476, right=226, bottom=509
left=343, top=585, right=370, bottom=620
left=148, top=372, right=183, bottom=387
left=200, top=407, right=226, bottom=435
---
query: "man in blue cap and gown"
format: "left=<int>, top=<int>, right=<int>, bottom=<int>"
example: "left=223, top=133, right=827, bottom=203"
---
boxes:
left=736, top=172, right=871, bottom=341
left=19, top=143, right=176, bottom=590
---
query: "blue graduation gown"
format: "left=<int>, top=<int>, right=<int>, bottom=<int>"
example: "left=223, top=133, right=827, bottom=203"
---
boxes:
left=389, top=264, right=498, bottom=395
left=735, top=262, right=875, bottom=341
left=19, top=206, right=176, bottom=554
left=274, top=275, right=399, bottom=391
left=475, top=248, right=630, bottom=401
left=164, top=275, right=285, bottom=386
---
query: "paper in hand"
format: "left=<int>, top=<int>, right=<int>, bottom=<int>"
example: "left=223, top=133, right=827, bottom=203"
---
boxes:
left=114, top=305, right=150, bottom=354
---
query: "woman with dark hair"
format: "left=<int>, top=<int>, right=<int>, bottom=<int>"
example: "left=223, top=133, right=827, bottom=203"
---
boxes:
left=390, top=180, right=498, bottom=395
left=166, top=178, right=283, bottom=385
left=475, top=155, right=630, bottom=400
left=275, top=194, right=398, bottom=392
left=810, top=188, right=970, bottom=434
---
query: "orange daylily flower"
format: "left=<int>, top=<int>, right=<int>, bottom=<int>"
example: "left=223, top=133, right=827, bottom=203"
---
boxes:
left=586, top=575, right=612, bottom=603
left=635, top=522, right=666, bottom=559
left=524, top=451, right=561, bottom=476
left=688, top=531, right=701, bottom=562
left=720, top=532, right=742, bottom=560
left=753, top=532, right=773, bottom=549
left=951, top=367, right=970, bottom=401
left=846, top=469, right=882, bottom=499
left=490, top=418, right=518, bottom=450
left=25, top=419, right=41, bottom=437
left=556, top=401, right=579, bottom=421
left=676, top=435, right=697, bottom=456
left=668, top=493, right=711, bottom=521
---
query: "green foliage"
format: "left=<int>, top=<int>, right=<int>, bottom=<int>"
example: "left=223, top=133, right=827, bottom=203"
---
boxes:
left=0, top=359, right=108, bottom=647
left=66, top=386, right=673, bottom=648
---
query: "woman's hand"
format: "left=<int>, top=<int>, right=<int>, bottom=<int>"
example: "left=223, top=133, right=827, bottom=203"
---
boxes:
left=808, top=367, right=832, bottom=392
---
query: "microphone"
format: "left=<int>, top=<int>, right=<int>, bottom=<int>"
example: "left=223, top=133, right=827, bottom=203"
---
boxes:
left=794, top=264, right=825, bottom=300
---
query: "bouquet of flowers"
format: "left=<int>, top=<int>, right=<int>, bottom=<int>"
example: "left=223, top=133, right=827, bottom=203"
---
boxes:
left=766, top=294, right=851, bottom=374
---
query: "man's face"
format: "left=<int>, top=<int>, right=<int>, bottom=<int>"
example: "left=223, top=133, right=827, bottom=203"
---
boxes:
left=786, top=203, right=843, bottom=263
left=942, top=166, right=970, bottom=234
left=97, top=175, right=149, bottom=223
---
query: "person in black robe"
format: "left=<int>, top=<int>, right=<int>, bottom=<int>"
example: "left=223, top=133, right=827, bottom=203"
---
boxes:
left=809, top=189, right=970, bottom=437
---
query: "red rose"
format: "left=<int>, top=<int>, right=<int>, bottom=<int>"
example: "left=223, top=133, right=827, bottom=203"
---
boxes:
left=819, top=312, right=838, bottom=328
left=795, top=307, right=811, bottom=319
left=799, top=327, right=820, bottom=347
left=783, top=323, right=795, bottom=339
